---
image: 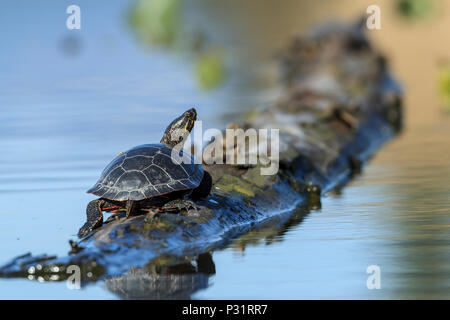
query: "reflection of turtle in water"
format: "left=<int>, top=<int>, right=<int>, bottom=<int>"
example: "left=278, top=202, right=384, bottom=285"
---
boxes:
left=105, top=252, right=216, bottom=300
left=78, top=108, right=212, bottom=237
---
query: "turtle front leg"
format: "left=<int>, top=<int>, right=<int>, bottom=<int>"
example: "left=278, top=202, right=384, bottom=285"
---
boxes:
left=78, top=199, right=104, bottom=238
left=161, top=199, right=198, bottom=215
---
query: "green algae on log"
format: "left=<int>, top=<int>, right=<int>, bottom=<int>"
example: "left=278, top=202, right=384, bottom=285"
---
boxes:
left=0, top=21, right=402, bottom=285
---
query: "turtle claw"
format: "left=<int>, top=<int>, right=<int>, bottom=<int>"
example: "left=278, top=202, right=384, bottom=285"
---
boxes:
left=161, top=199, right=198, bottom=214
left=78, top=223, right=94, bottom=238
left=144, top=209, right=160, bottom=223
left=78, top=218, right=103, bottom=238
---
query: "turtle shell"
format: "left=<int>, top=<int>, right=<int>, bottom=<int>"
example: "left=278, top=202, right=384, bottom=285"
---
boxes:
left=87, top=143, right=204, bottom=201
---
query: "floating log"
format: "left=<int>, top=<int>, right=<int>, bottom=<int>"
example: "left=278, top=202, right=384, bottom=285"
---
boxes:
left=0, top=20, right=402, bottom=293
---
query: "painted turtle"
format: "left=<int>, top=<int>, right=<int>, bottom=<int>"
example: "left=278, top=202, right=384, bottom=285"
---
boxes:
left=78, top=108, right=212, bottom=237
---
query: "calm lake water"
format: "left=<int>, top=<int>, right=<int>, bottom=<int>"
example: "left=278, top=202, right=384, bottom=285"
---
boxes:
left=1, top=0, right=449, bottom=299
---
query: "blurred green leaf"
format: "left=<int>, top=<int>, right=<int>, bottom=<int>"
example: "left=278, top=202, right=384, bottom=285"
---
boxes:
left=195, top=51, right=226, bottom=90
left=129, top=0, right=181, bottom=47
left=396, top=0, right=435, bottom=19
left=437, top=62, right=450, bottom=113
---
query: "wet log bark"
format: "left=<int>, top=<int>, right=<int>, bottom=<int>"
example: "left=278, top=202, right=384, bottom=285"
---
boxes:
left=0, top=21, right=402, bottom=284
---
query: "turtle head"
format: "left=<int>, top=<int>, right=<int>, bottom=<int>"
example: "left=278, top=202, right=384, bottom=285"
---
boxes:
left=160, top=108, right=197, bottom=147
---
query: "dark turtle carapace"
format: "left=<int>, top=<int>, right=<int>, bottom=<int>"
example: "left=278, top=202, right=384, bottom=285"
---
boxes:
left=78, top=108, right=212, bottom=237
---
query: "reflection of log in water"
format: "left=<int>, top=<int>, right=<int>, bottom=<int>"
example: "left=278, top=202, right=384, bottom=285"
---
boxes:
left=104, top=205, right=310, bottom=300
left=105, top=253, right=215, bottom=300
left=229, top=204, right=315, bottom=252
left=0, top=19, right=402, bottom=292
